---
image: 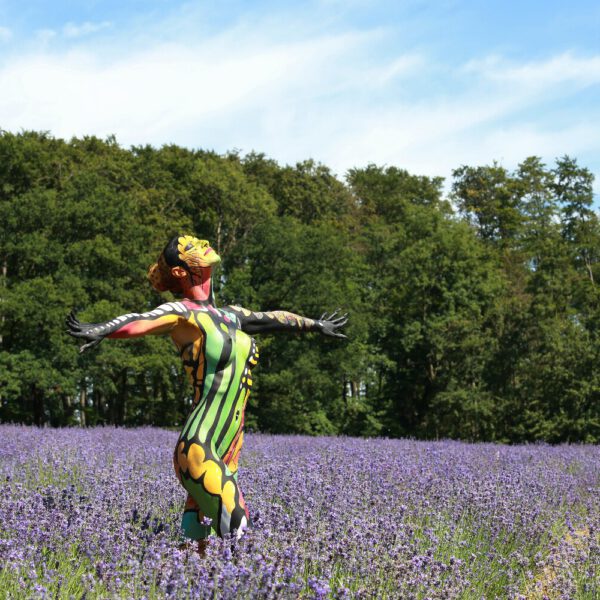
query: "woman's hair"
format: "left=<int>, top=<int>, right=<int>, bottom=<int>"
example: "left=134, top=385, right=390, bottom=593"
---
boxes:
left=147, top=236, right=185, bottom=293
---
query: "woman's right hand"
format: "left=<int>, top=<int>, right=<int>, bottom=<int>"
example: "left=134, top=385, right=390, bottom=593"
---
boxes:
left=65, top=312, right=106, bottom=353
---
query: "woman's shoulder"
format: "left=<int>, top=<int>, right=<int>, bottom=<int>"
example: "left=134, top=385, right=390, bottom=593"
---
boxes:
left=152, top=301, right=191, bottom=317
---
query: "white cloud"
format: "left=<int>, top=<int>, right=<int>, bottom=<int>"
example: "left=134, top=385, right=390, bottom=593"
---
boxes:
left=464, top=52, right=600, bottom=90
left=0, top=21, right=598, bottom=192
left=63, top=21, right=111, bottom=38
left=0, top=26, right=12, bottom=42
left=0, top=29, right=393, bottom=143
left=301, top=52, right=600, bottom=184
left=35, top=29, right=57, bottom=43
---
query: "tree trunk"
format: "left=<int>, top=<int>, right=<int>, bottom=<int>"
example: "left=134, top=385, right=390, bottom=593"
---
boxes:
left=80, top=386, right=87, bottom=427
left=584, top=253, right=595, bottom=285
left=0, top=258, right=6, bottom=346
left=32, top=385, right=45, bottom=426
left=216, top=218, right=222, bottom=254
left=115, top=369, right=128, bottom=425
left=96, top=390, right=105, bottom=424
left=61, top=394, right=72, bottom=426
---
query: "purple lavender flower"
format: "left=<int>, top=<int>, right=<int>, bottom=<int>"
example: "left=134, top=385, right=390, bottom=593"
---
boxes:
left=0, top=426, right=597, bottom=598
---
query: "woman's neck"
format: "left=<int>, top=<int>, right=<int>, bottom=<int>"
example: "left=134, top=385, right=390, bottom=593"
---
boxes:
left=181, top=268, right=214, bottom=304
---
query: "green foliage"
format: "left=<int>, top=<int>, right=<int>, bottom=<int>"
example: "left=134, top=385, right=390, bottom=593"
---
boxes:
left=0, top=130, right=598, bottom=441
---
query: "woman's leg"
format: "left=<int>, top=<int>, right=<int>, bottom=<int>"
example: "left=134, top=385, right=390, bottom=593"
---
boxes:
left=173, top=435, right=248, bottom=540
left=179, top=493, right=210, bottom=540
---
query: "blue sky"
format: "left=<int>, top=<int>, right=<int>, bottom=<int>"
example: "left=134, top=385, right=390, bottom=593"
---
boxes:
left=1, top=1, right=599, bottom=192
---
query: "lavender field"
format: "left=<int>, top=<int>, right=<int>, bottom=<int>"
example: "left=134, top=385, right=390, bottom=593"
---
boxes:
left=0, top=426, right=598, bottom=599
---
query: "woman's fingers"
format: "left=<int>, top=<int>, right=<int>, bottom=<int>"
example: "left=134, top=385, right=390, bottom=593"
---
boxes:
left=66, top=311, right=96, bottom=330
left=320, top=308, right=342, bottom=322
left=325, top=314, right=348, bottom=329
left=66, top=317, right=87, bottom=332
left=66, top=311, right=99, bottom=337
left=66, top=312, right=80, bottom=328
left=318, top=309, right=349, bottom=338
left=79, top=338, right=102, bottom=353
left=66, top=310, right=103, bottom=352
left=331, top=313, right=348, bottom=325
left=324, top=328, right=347, bottom=339
left=66, top=329, right=87, bottom=338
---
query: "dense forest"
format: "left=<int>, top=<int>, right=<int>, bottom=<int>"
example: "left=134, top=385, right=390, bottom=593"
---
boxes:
left=0, top=130, right=598, bottom=442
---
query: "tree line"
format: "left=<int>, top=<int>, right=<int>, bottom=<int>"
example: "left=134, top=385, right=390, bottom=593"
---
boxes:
left=1, top=130, right=598, bottom=442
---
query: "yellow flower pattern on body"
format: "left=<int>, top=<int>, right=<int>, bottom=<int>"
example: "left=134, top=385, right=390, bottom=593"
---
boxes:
left=176, top=441, right=188, bottom=474
left=222, top=481, right=236, bottom=514
left=186, top=442, right=205, bottom=478
left=177, top=441, right=237, bottom=516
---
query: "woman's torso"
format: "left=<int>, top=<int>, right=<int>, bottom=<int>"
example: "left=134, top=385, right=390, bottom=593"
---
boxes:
left=171, top=299, right=258, bottom=461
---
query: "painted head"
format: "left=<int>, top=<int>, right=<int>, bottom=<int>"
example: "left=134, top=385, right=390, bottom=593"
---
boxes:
left=148, top=235, right=221, bottom=293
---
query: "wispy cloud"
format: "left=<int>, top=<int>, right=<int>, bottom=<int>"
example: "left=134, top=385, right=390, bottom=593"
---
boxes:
left=35, top=29, right=57, bottom=43
left=63, top=21, right=111, bottom=38
left=0, top=28, right=394, bottom=143
left=321, top=53, right=600, bottom=184
left=0, top=12, right=598, bottom=191
left=0, top=26, right=12, bottom=43
left=465, top=52, right=600, bottom=90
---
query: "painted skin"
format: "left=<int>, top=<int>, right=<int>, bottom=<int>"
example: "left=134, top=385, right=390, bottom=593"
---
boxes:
left=67, top=236, right=348, bottom=541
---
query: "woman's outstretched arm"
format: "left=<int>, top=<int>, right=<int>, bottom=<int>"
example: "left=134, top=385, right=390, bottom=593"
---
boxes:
left=223, top=306, right=348, bottom=338
left=66, top=301, right=190, bottom=352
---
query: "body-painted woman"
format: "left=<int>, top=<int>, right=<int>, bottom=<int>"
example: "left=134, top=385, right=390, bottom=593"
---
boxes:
left=67, top=235, right=348, bottom=544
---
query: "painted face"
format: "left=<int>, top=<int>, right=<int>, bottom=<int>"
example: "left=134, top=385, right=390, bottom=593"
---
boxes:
left=176, top=235, right=221, bottom=272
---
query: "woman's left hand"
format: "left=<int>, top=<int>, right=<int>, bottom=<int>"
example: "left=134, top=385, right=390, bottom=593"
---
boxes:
left=317, top=310, right=349, bottom=339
